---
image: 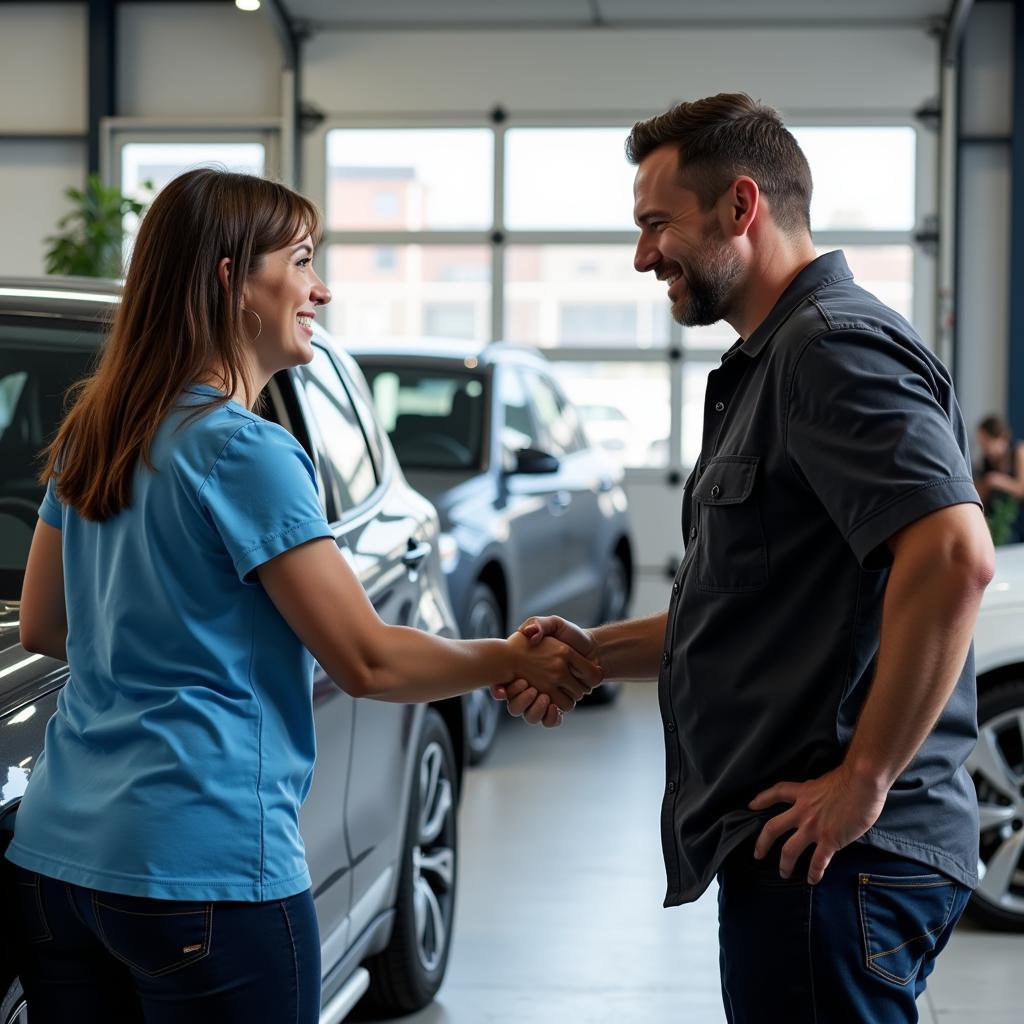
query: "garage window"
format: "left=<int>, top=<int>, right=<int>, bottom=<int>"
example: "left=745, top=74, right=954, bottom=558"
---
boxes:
left=319, top=121, right=923, bottom=473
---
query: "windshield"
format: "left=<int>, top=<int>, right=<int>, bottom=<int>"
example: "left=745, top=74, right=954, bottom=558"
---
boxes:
left=1, top=321, right=99, bottom=600
left=359, top=363, right=487, bottom=471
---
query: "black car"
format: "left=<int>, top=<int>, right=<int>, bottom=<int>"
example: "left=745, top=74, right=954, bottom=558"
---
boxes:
left=353, top=340, right=634, bottom=762
left=0, top=278, right=468, bottom=1024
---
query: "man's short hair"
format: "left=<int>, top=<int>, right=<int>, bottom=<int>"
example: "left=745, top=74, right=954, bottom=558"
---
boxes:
left=626, top=93, right=813, bottom=235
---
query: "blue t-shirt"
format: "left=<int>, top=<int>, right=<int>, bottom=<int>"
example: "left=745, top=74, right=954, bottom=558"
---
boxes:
left=6, top=385, right=334, bottom=901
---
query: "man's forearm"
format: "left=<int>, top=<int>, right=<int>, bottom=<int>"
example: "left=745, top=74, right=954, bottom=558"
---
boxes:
left=843, top=539, right=992, bottom=791
left=591, top=611, right=668, bottom=681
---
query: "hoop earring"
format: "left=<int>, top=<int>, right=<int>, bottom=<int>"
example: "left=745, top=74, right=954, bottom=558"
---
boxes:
left=241, top=306, right=263, bottom=340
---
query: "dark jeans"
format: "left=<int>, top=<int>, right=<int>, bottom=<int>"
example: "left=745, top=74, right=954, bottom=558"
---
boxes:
left=717, top=838, right=970, bottom=1024
left=11, top=867, right=321, bottom=1023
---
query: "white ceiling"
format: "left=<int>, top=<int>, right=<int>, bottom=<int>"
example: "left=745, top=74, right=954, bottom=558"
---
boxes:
left=279, top=0, right=953, bottom=30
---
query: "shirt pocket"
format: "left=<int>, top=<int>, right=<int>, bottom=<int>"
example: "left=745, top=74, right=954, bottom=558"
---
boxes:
left=693, top=455, right=768, bottom=592
left=857, top=872, right=960, bottom=986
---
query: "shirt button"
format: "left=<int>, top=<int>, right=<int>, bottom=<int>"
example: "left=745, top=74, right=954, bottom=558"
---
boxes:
left=690, top=526, right=697, bottom=539
left=715, top=401, right=725, bottom=412
left=666, top=720, right=675, bottom=732
left=667, top=781, right=677, bottom=794
left=662, top=650, right=671, bottom=666
left=710, top=484, right=721, bottom=498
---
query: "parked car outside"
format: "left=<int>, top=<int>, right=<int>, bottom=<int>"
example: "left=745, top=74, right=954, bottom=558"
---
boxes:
left=0, top=278, right=469, bottom=1024
left=968, top=540, right=1024, bottom=931
left=352, top=340, right=634, bottom=763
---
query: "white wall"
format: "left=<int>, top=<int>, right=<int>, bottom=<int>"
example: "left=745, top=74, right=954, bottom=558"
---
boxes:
left=0, top=3, right=87, bottom=276
left=117, top=2, right=282, bottom=119
left=303, top=26, right=937, bottom=116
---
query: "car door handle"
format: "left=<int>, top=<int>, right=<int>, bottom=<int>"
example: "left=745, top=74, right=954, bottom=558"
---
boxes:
left=402, top=540, right=432, bottom=568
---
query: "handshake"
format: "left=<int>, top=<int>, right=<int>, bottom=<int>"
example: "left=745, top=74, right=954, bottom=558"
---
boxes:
left=499, top=615, right=603, bottom=728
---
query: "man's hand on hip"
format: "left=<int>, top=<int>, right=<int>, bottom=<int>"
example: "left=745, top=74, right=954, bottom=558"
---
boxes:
left=748, top=763, right=888, bottom=884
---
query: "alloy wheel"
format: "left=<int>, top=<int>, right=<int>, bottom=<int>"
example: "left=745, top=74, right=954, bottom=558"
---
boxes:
left=412, top=740, right=456, bottom=973
left=967, top=705, right=1024, bottom=920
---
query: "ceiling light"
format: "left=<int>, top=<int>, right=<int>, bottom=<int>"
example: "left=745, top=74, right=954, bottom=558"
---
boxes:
left=235, top=0, right=261, bottom=11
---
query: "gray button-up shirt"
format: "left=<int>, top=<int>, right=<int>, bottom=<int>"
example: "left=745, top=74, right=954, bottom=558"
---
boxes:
left=661, top=251, right=981, bottom=907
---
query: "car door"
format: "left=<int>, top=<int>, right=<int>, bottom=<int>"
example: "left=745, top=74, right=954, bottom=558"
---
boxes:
left=521, top=369, right=608, bottom=624
left=494, top=364, right=570, bottom=620
left=295, top=342, right=431, bottom=949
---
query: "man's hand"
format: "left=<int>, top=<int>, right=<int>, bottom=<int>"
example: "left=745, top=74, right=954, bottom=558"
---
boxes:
left=492, top=616, right=602, bottom=724
left=748, top=763, right=888, bottom=884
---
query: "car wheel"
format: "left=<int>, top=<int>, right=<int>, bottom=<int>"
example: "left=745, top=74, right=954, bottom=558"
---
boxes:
left=966, top=679, right=1024, bottom=931
left=464, top=584, right=504, bottom=764
left=0, top=979, right=28, bottom=1024
left=584, top=554, right=631, bottom=707
left=361, top=709, right=458, bottom=1013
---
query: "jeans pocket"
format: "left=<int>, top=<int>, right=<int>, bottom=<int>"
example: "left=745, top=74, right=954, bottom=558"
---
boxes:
left=91, top=893, right=213, bottom=977
left=14, top=870, right=52, bottom=944
left=857, top=871, right=958, bottom=985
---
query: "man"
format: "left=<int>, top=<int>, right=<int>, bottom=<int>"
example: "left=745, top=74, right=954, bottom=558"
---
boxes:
left=497, top=93, right=995, bottom=1023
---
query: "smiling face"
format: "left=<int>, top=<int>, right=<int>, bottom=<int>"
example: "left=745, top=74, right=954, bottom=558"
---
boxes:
left=241, top=235, right=331, bottom=378
left=632, top=144, right=744, bottom=327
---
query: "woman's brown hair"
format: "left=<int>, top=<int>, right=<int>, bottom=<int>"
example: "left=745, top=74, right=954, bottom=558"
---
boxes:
left=41, top=168, right=322, bottom=521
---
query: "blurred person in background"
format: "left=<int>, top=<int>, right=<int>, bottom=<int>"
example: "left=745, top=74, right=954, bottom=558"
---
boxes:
left=974, top=413, right=1024, bottom=544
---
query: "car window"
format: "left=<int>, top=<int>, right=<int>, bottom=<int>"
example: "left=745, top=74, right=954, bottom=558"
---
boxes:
left=297, top=345, right=378, bottom=520
left=0, top=323, right=98, bottom=600
left=522, top=371, right=584, bottom=456
left=496, top=366, right=539, bottom=453
left=359, top=362, right=486, bottom=471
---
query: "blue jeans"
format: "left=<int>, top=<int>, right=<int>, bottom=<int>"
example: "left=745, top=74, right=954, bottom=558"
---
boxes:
left=717, top=837, right=970, bottom=1023
left=11, top=867, right=321, bottom=1023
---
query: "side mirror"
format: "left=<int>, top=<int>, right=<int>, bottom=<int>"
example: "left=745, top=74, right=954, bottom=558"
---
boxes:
left=510, top=447, right=560, bottom=475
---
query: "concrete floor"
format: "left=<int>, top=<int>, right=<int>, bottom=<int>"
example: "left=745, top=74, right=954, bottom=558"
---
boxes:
left=383, top=684, right=1022, bottom=1024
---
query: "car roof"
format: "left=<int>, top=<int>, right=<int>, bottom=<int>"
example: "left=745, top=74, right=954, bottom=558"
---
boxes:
left=0, top=276, right=120, bottom=322
left=347, top=337, right=550, bottom=371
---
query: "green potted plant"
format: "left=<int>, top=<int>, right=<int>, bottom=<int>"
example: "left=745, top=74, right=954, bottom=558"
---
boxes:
left=44, top=174, right=150, bottom=279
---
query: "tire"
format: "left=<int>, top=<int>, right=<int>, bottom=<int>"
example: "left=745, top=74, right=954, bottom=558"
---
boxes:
left=0, top=979, right=28, bottom=1024
left=965, top=678, right=1024, bottom=931
left=361, top=709, right=459, bottom=1013
left=463, top=584, right=504, bottom=765
left=583, top=553, right=631, bottom=707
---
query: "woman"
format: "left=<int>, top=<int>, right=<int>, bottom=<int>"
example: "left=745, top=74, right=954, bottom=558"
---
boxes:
left=7, top=168, right=598, bottom=1023
left=975, top=413, right=1024, bottom=544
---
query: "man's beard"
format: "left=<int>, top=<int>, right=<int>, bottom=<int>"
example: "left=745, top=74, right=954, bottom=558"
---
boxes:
left=672, top=233, right=743, bottom=327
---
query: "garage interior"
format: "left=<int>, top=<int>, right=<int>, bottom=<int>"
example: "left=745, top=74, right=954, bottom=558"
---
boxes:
left=2, top=1, right=1023, bottom=1022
